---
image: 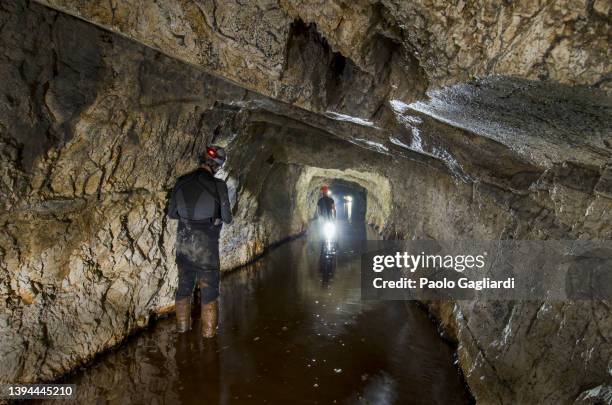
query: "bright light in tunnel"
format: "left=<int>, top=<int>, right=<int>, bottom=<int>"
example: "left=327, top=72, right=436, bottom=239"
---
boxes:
left=323, top=221, right=336, bottom=240
left=342, top=195, right=353, bottom=221
left=347, top=202, right=352, bottom=221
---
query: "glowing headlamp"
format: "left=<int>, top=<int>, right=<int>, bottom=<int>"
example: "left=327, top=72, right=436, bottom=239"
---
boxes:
left=207, top=147, right=217, bottom=158
left=323, top=221, right=336, bottom=240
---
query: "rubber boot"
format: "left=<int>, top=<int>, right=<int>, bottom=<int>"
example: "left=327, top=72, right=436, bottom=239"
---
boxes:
left=175, top=297, right=191, bottom=333
left=201, top=299, right=219, bottom=338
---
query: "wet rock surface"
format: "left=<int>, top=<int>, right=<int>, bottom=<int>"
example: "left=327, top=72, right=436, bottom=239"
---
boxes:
left=0, top=1, right=610, bottom=404
left=405, top=76, right=612, bottom=169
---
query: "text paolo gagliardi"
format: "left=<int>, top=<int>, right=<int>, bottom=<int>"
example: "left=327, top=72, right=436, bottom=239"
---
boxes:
left=370, top=251, right=515, bottom=291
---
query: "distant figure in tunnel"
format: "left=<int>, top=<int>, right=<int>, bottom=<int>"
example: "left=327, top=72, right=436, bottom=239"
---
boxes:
left=168, top=145, right=232, bottom=338
left=317, top=185, right=337, bottom=256
left=317, top=185, right=336, bottom=220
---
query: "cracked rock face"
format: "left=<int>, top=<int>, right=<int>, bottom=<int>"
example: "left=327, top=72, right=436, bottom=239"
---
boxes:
left=1, top=1, right=611, bottom=404
left=35, top=0, right=611, bottom=116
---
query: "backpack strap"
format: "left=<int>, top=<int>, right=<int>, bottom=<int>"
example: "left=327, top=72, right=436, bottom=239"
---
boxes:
left=196, top=177, right=220, bottom=205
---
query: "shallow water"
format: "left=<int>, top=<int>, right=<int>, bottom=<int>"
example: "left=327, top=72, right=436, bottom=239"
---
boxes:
left=51, top=221, right=472, bottom=404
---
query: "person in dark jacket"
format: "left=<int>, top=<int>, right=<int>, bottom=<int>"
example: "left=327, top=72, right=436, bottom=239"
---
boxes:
left=168, top=145, right=232, bottom=338
left=317, top=185, right=336, bottom=220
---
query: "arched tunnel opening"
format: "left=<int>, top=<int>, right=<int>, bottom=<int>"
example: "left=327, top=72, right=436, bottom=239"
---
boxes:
left=1, top=1, right=611, bottom=404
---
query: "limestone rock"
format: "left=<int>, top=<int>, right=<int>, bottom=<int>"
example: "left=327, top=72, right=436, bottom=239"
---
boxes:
left=35, top=0, right=611, bottom=117
left=0, top=2, right=610, bottom=405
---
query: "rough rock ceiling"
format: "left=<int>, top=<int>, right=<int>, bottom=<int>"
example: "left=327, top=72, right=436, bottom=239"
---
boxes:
left=33, top=0, right=612, bottom=175
left=35, top=0, right=611, bottom=106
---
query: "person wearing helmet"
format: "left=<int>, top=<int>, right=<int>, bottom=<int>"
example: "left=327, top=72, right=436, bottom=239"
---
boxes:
left=317, top=186, right=336, bottom=220
left=168, top=145, right=232, bottom=338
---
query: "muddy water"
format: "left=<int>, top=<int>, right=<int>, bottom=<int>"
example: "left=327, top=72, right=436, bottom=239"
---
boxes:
left=52, top=221, right=472, bottom=404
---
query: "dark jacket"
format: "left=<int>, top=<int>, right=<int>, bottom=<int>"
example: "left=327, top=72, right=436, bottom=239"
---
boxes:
left=317, top=196, right=335, bottom=220
left=168, top=168, right=232, bottom=270
left=168, top=168, right=232, bottom=225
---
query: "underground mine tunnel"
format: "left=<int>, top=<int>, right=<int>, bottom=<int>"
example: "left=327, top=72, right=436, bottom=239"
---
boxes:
left=0, top=0, right=611, bottom=404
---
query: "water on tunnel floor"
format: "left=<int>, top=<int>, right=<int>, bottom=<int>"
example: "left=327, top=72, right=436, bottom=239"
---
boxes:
left=49, top=221, right=472, bottom=405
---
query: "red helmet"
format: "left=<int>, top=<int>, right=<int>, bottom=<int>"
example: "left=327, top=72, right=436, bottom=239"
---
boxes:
left=320, top=185, right=329, bottom=194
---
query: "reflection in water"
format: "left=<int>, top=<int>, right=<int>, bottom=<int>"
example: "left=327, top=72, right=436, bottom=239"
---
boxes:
left=318, top=247, right=337, bottom=287
left=175, top=334, right=221, bottom=404
left=50, top=221, right=472, bottom=405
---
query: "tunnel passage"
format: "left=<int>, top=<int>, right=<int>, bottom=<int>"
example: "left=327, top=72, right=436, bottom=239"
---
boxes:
left=295, top=168, right=390, bottom=231
left=1, top=1, right=611, bottom=404
left=216, top=114, right=395, bottom=264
